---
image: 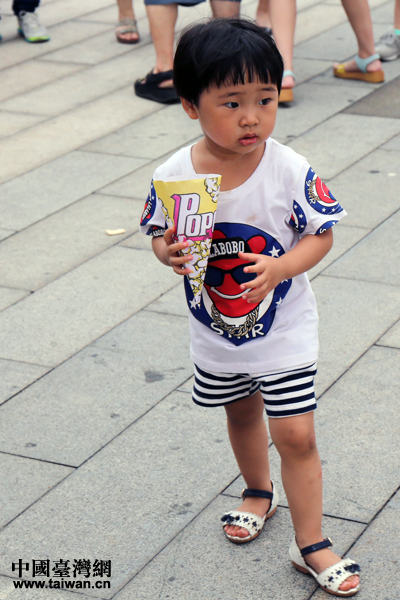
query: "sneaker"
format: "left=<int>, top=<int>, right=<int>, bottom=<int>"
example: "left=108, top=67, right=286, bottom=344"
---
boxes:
left=18, top=10, right=50, bottom=43
left=375, top=29, right=400, bottom=61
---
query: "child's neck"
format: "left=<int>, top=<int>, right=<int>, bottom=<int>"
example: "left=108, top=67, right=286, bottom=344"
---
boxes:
left=191, top=139, right=266, bottom=192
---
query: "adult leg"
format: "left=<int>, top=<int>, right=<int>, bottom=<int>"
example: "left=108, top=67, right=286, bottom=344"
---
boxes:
left=334, top=0, right=382, bottom=73
left=223, top=391, right=273, bottom=538
left=396, top=0, right=400, bottom=30
left=116, top=0, right=139, bottom=43
left=12, top=0, right=40, bottom=14
left=256, top=0, right=272, bottom=31
left=146, top=3, right=177, bottom=82
left=210, top=0, right=240, bottom=19
left=269, top=412, right=359, bottom=593
left=269, top=0, right=296, bottom=93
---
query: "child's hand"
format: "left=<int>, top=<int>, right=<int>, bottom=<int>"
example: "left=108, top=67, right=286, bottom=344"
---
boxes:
left=238, top=252, right=286, bottom=304
left=164, top=227, right=192, bottom=276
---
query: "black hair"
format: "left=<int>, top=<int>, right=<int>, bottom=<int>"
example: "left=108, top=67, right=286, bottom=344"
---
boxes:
left=173, top=18, right=284, bottom=105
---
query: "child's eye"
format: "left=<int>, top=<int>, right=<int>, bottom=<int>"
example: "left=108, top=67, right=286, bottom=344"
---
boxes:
left=259, top=98, right=271, bottom=106
left=225, top=101, right=239, bottom=109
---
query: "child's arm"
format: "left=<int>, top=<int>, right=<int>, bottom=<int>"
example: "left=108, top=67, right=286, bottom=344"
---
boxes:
left=239, top=229, right=333, bottom=304
left=152, top=227, right=193, bottom=276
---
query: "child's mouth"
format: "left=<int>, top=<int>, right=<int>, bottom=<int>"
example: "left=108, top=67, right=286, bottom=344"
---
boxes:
left=239, top=135, right=258, bottom=146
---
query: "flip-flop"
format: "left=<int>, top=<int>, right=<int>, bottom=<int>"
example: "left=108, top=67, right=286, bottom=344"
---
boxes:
left=116, top=17, right=139, bottom=44
left=333, top=53, right=384, bottom=83
left=279, top=70, right=295, bottom=103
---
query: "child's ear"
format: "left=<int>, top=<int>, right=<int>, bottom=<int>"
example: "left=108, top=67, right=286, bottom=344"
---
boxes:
left=181, top=98, right=199, bottom=120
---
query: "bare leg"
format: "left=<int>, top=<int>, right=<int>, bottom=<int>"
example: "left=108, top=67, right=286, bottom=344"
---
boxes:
left=256, top=0, right=272, bottom=30
left=145, top=4, right=177, bottom=87
left=210, top=0, right=240, bottom=19
left=269, top=412, right=360, bottom=593
left=269, top=0, right=296, bottom=89
left=223, top=391, right=273, bottom=538
left=116, top=0, right=139, bottom=42
left=395, top=0, right=400, bottom=29
left=335, top=0, right=382, bottom=72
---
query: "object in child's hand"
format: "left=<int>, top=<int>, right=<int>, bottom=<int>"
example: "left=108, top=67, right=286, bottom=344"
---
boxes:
left=153, top=175, right=221, bottom=307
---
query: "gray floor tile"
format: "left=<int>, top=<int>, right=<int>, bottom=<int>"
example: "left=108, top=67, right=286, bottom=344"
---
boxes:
left=313, top=276, right=400, bottom=396
left=287, top=114, right=400, bottom=180
left=0, top=229, right=15, bottom=242
left=0, top=59, right=85, bottom=103
left=0, top=453, right=73, bottom=527
left=0, top=246, right=179, bottom=366
left=176, top=376, right=194, bottom=394
left=294, top=2, right=347, bottom=45
left=0, top=359, right=49, bottom=406
left=0, top=86, right=156, bottom=185
left=376, top=319, right=400, bottom=349
left=0, top=391, right=238, bottom=597
left=315, top=489, right=400, bottom=600
left=274, top=81, right=373, bottom=145
left=344, top=75, right=400, bottom=118
left=225, top=345, right=400, bottom=524
left=0, top=575, right=90, bottom=600
left=82, top=103, right=202, bottom=159
left=113, top=496, right=364, bottom=600
left=0, top=111, right=47, bottom=139
left=307, top=224, right=369, bottom=280
left=323, top=210, right=400, bottom=285
left=38, top=0, right=116, bottom=26
left=381, top=133, right=400, bottom=151
left=0, top=151, right=146, bottom=231
left=0, top=20, right=111, bottom=70
left=0, top=311, right=192, bottom=465
left=326, top=148, right=400, bottom=229
left=143, top=282, right=188, bottom=317
left=0, top=195, right=144, bottom=291
left=119, top=231, right=152, bottom=250
left=0, top=287, right=30, bottom=312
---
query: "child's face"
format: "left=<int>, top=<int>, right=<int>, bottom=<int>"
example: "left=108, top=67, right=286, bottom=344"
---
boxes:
left=183, top=76, right=279, bottom=157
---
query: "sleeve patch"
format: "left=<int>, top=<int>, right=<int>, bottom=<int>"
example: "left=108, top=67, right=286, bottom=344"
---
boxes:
left=316, top=220, right=338, bottom=235
left=305, top=167, right=343, bottom=215
left=289, top=200, right=307, bottom=233
left=140, top=180, right=157, bottom=226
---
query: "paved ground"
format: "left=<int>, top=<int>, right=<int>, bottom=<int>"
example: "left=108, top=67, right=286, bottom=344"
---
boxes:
left=0, top=0, right=400, bottom=598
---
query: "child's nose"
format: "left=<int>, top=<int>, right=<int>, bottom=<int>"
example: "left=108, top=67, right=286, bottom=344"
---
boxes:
left=240, top=109, right=259, bottom=127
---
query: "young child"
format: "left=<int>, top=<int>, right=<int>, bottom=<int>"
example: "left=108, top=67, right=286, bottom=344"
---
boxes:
left=140, top=18, right=360, bottom=597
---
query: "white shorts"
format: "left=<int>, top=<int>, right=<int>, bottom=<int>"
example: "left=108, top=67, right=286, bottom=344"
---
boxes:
left=192, top=363, right=317, bottom=418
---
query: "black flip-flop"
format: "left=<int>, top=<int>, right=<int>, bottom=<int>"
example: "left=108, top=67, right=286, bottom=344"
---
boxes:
left=134, top=70, right=180, bottom=104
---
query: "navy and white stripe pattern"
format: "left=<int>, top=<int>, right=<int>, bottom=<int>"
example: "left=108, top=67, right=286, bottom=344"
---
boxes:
left=193, top=364, right=317, bottom=418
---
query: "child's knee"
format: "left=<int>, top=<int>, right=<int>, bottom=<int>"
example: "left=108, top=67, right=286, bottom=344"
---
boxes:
left=273, top=420, right=318, bottom=458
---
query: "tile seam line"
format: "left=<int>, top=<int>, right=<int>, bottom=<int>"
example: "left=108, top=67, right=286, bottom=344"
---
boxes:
left=375, top=342, right=400, bottom=351
left=319, top=271, right=400, bottom=289
left=307, top=482, right=400, bottom=600
left=0, top=78, right=162, bottom=152
left=0, top=449, right=76, bottom=468
left=0, top=20, right=115, bottom=74
left=312, top=206, right=400, bottom=278
left=0, top=355, right=49, bottom=368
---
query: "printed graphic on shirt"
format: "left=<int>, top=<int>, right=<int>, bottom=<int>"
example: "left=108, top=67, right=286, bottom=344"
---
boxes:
left=289, top=200, right=307, bottom=233
left=141, top=180, right=159, bottom=229
left=184, top=222, right=292, bottom=346
left=316, top=220, right=338, bottom=235
left=305, top=168, right=343, bottom=215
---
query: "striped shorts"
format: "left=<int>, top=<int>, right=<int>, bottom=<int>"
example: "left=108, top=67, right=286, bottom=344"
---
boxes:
left=192, top=363, right=317, bottom=418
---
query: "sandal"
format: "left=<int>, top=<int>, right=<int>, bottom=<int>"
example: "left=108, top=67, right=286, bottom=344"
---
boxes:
left=289, top=537, right=361, bottom=597
left=333, top=54, right=384, bottom=83
left=134, top=69, right=180, bottom=104
left=221, top=482, right=279, bottom=544
left=115, top=17, right=139, bottom=44
left=279, top=70, right=295, bottom=103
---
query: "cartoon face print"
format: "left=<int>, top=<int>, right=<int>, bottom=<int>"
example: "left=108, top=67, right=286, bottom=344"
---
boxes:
left=305, top=167, right=343, bottom=215
left=185, top=223, right=292, bottom=345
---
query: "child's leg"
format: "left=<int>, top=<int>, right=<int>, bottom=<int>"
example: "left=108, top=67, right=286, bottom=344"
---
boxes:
left=223, top=390, right=273, bottom=538
left=269, top=413, right=359, bottom=593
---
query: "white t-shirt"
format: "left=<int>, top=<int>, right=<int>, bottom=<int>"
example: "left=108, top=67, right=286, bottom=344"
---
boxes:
left=140, top=138, right=346, bottom=374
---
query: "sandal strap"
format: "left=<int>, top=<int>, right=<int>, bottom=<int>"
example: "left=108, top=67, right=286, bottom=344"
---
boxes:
left=283, top=69, right=295, bottom=79
left=144, top=69, right=174, bottom=84
left=242, top=488, right=273, bottom=500
left=354, top=53, right=380, bottom=73
left=300, top=537, right=333, bottom=556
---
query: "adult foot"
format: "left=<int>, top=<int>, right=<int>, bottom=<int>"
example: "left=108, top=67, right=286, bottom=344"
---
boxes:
left=223, top=495, right=272, bottom=538
left=303, top=546, right=360, bottom=593
left=333, top=56, right=382, bottom=73
left=115, top=17, right=139, bottom=44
